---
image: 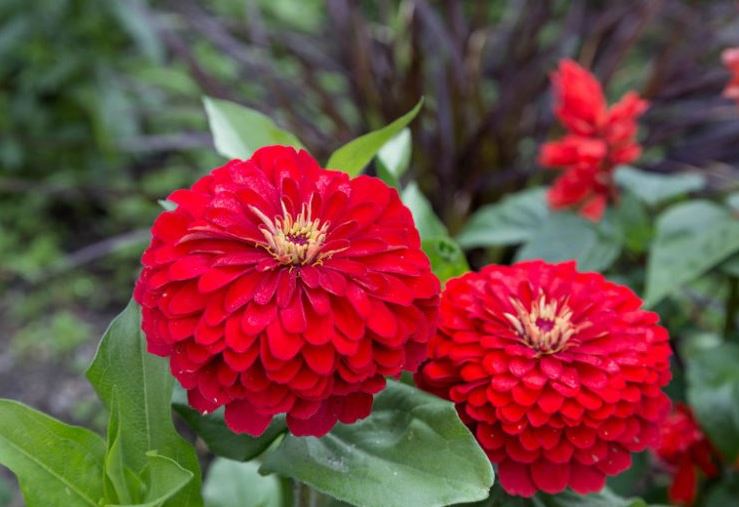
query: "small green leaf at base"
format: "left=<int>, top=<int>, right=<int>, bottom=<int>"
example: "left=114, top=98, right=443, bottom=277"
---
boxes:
left=86, top=300, right=203, bottom=507
left=0, top=399, right=106, bottom=507
left=422, top=236, right=470, bottom=283
left=327, top=99, right=423, bottom=176
left=203, top=96, right=303, bottom=160
left=110, top=452, right=194, bottom=507
left=260, top=380, right=494, bottom=507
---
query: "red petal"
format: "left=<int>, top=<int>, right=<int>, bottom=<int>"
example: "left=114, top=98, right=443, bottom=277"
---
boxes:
left=286, top=402, right=337, bottom=437
left=224, top=399, right=273, bottom=436
left=266, top=320, right=303, bottom=360
left=531, top=459, right=569, bottom=494
left=498, top=460, right=536, bottom=497
left=304, top=344, right=335, bottom=375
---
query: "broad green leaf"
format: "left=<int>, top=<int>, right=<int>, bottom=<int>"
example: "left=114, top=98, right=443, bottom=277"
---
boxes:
left=614, top=166, right=705, bottom=206
left=376, top=128, right=412, bottom=187
left=727, top=192, right=739, bottom=213
left=111, top=453, right=194, bottom=507
left=515, top=212, right=623, bottom=272
left=326, top=99, right=423, bottom=175
left=0, top=475, right=10, bottom=507
left=537, top=487, right=651, bottom=507
left=456, top=188, right=549, bottom=248
left=173, top=395, right=286, bottom=462
left=261, top=380, right=494, bottom=507
left=686, top=342, right=739, bottom=462
left=401, top=182, right=448, bottom=239
left=721, top=255, right=739, bottom=277
left=422, top=236, right=470, bottom=283
left=86, top=300, right=203, bottom=507
left=0, top=399, right=106, bottom=507
left=644, top=200, right=739, bottom=306
left=203, top=96, right=303, bottom=160
left=203, top=458, right=287, bottom=507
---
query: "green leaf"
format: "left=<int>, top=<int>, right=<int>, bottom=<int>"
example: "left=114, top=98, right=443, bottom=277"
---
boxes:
left=111, top=452, right=194, bottom=507
left=203, top=458, right=287, bottom=507
left=515, top=212, right=623, bottom=272
left=105, top=396, right=136, bottom=504
left=376, top=128, right=412, bottom=187
left=0, top=399, right=106, bottom=507
left=86, top=300, right=203, bottom=507
left=326, top=99, right=423, bottom=175
left=614, top=166, right=705, bottom=206
left=173, top=393, right=286, bottom=462
left=644, top=200, right=739, bottom=306
left=401, top=182, right=448, bottom=239
left=203, top=96, right=303, bottom=160
left=537, top=487, right=651, bottom=507
left=727, top=192, right=739, bottom=213
left=686, top=342, right=739, bottom=462
left=613, top=192, right=652, bottom=254
left=456, top=188, right=549, bottom=248
left=422, top=236, right=470, bottom=283
left=261, top=380, right=494, bottom=507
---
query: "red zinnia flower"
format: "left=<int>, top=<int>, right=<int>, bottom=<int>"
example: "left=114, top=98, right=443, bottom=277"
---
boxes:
left=134, top=145, right=439, bottom=437
left=722, top=48, right=739, bottom=105
left=653, top=404, right=719, bottom=505
left=415, top=260, right=671, bottom=497
left=539, top=59, right=649, bottom=221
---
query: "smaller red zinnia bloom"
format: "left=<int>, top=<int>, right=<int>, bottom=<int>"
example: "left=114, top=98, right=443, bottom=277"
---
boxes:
left=539, top=60, right=649, bottom=221
left=722, top=48, right=739, bottom=105
left=134, top=145, right=440, bottom=438
left=653, top=403, right=720, bottom=505
left=416, top=260, right=672, bottom=497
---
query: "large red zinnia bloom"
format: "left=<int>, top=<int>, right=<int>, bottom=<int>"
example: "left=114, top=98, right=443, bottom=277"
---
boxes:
left=539, top=59, right=648, bottom=221
left=134, top=145, right=440, bottom=437
left=722, top=48, right=739, bottom=106
left=653, top=404, right=719, bottom=505
left=415, top=260, right=671, bottom=497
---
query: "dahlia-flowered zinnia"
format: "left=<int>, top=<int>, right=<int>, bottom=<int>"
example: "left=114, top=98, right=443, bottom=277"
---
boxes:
left=654, top=403, right=719, bottom=505
left=722, top=48, right=739, bottom=106
left=415, top=260, right=672, bottom=497
left=539, top=59, right=649, bottom=221
left=134, top=145, right=440, bottom=437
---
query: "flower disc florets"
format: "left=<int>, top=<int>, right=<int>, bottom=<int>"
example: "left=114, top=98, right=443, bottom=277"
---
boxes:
left=134, top=146, right=440, bottom=437
left=416, top=260, right=672, bottom=497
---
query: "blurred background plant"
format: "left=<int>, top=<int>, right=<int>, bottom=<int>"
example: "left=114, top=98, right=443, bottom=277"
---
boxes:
left=1, top=1, right=738, bottom=506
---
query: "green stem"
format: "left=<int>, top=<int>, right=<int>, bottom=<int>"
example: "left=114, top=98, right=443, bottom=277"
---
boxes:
left=293, top=480, right=319, bottom=507
left=725, top=276, right=739, bottom=339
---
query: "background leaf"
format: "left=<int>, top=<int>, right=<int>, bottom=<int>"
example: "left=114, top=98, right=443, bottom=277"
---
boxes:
left=326, top=99, right=423, bottom=175
left=686, top=342, right=739, bottom=462
left=203, top=458, right=287, bottom=507
left=537, top=488, right=652, bottom=507
left=515, top=212, right=623, bottom=272
left=376, top=128, right=412, bottom=188
left=261, top=380, right=494, bottom=507
left=203, top=96, right=304, bottom=160
left=614, top=166, right=705, bottom=206
left=86, top=301, right=203, bottom=507
left=456, top=188, right=549, bottom=248
left=0, top=399, right=106, bottom=507
left=401, top=182, right=448, bottom=239
left=645, top=200, right=739, bottom=306
left=422, top=236, right=470, bottom=283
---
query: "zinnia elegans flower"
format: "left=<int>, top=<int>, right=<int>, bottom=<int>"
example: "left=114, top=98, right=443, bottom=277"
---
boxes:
left=539, top=59, right=648, bottom=221
left=722, top=48, right=739, bottom=105
left=134, top=145, right=440, bottom=437
left=653, top=404, right=719, bottom=505
left=415, top=260, right=671, bottom=497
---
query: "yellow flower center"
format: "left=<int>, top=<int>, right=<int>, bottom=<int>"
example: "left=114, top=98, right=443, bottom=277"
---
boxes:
left=503, top=292, right=584, bottom=355
left=250, top=198, right=336, bottom=266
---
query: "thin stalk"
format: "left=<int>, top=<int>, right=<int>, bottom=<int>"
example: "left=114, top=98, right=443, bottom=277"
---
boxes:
left=724, top=276, right=739, bottom=339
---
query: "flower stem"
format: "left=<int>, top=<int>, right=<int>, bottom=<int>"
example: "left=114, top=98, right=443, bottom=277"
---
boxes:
left=725, top=275, right=738, bottom=339
left=293, top=480, right=319, bottom=507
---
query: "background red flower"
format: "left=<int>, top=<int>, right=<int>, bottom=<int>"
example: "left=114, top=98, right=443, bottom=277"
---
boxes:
left=653, top=403, right=720, bottom=505
left=134, top=145, right=440, bottom=437
left=416, top=260, right=672, bottom=497
left=539, top=60, right=648, bottom=221
left=722, top=48, right=739, bottom=105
